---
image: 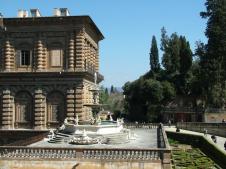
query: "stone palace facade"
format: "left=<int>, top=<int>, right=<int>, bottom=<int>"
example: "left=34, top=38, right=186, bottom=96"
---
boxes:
left=0, top=9, right=104, bottom=130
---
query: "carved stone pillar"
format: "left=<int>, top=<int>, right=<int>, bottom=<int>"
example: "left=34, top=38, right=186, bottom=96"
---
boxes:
left=34, top=89, right=46, bottom=129
left=4, top=40, right=12, bottom=72
left=75, top=85, right=84, bottom=121
left=75, top=28, right=85, bottom=71
left=35, top=40, right=43, bottom=71
left=1, top=89, right=14, bottom=129
left=66, top=89, right=75, bottom=118
left=68, top=33, right=75, bottom=71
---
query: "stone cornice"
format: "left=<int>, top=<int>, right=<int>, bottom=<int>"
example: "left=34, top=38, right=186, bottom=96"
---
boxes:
left=0, top=71, right=104, bottom=83
left=2, top=16, right=104, bottom=41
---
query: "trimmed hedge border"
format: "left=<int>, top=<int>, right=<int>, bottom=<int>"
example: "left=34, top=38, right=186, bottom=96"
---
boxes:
left=166, top=131, right=226, bottom=168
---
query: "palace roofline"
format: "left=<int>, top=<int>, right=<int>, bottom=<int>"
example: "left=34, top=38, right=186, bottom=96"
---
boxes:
left=1, top=15, right=104, bottom=41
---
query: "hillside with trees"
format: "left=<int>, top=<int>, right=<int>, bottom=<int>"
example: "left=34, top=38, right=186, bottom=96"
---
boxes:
left=122, top=0, right=226, bottom=122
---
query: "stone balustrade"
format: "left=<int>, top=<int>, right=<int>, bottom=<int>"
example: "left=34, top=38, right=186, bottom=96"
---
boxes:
left=124, top=123, right=159, bottom=129
left=0, top=147, right=166, bottom=161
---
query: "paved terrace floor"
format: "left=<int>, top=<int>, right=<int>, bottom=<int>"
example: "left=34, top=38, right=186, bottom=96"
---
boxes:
left=29, top=128, right=158, bottom=149
left=165, top=126, right=226, bottom=153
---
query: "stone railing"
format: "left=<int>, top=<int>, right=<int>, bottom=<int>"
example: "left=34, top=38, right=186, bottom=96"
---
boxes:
left=163, top=107, right=204, bottom=113
left=124, top=123, right=159, bottom=129
left=0, top=147, right=163, bottom=161
left=177, top=122, right=226, bottom=137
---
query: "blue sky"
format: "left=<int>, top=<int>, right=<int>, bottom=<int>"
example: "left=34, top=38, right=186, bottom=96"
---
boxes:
left=0, top=0, right=207, bottom=87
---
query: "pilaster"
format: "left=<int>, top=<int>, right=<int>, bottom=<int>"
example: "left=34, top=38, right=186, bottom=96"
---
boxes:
left=1, top=90, right=14, bottom=129
left=75, top=86, right=84, bottom=121
left=66, top=89, right=75, bottom=118
left=75, top=28, right=85, bottom=71
left=4, top=40, right=12, bottom=72
left=68, top=33, right=75, bottom=71
left=35, top=40, right=44, bottom=71
left=34, top=89, right=46, bottom=129
left=42, top=41, right=47, bottom=70
left=91, top=46, right=95, bottom=71
left=94, top=47, right=98, bottom=72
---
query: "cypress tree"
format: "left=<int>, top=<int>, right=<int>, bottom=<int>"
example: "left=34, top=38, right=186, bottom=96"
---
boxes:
left=150, top=36, right=160, bottom=72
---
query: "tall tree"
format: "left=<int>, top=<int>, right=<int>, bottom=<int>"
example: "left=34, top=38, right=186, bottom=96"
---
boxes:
left=161, top=28, right=180, bottom=74
left=161, top=27, right=171, bottom=73
left=200, top=0, right=226, bottom=107
left=150, top=36, right=160, bottom=72
left=179, top=36, right=192, bottom=75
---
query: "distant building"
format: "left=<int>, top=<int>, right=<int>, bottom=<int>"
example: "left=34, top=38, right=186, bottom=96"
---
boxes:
left=162, top=95, right=204, bottom=123
left=0, top=8, right=104, bottom=130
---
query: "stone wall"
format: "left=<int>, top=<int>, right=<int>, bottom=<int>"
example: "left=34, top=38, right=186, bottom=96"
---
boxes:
left=177, top=122, right=226, bottom=137
left=204, top=112, right=226, bottom=122
left=0, top=160, right=162, bottom=169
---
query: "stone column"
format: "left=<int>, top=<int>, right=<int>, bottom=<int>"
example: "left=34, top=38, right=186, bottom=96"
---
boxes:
left=68, top=33, right=75, bottom=71
left=1, top=89, right=14, bottom=129
left=66, top=89, right=75, bottom=118
left=35, top=40, right=43, bottom=71
left=75, top=28, right=85, bottom=71
left=75, top=85, right=84, bottom=121
left=4, top=40, right=12, bottom=72
left=34, top=89, right=46, bottom=129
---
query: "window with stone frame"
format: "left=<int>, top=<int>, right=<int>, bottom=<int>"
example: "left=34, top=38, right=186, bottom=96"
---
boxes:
left=20, top=50, right=31, bottom=66
left=15, top=92, right=32, bottom=126
left=49, top=49, right=63, bottom=67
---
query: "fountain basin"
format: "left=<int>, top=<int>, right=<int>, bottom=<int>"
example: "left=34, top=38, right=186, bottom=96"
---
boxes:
left=62, top=121, right=123, bottom=135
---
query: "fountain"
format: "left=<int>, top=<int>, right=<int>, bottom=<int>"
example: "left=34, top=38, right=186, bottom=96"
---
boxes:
left=46, top=72, right=132, bottom=145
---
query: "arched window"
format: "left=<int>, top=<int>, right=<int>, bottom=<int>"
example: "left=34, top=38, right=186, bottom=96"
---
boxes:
left=47, top=91, right=65, bottom=128
left=15, top=91, right=33, bottom=128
